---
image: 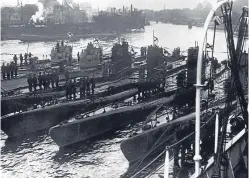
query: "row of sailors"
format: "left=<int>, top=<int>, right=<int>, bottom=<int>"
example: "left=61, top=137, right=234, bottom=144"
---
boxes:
left=13, top=53, right=32, bottom=66
left=1, top=62, right=18, bottom=79
left=27, top=72, right=59, bottom=92
left=65, top=77, right=96, bottom=100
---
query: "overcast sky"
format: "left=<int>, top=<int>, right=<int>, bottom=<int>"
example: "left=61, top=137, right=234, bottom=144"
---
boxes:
left=1, top=0, right=218, bottom=10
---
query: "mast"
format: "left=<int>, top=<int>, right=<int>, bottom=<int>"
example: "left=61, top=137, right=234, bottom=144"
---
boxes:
left=194, top=1, right=230, bottom=177
left=21, top=1, right=23, bottom=24
left=212, top=4, right=248, bottom=177
left=153, top=30, right=155, bottom=46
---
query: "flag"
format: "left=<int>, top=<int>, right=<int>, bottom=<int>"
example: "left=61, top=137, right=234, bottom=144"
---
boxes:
left=153, top=36, right=159, bottom=42
left=206, top=43, right=213, bottom=50
left=67, top=32, right=73, bottom=37
left=93, top=38, right=99, bottom=43
left=214, top=16, right=222, bottom=25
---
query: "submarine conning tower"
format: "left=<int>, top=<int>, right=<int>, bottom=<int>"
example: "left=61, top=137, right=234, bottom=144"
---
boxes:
left=146, top=45, right=165, bottom=81
left=186, top=46, right=206, bottom=87
left=111, top=41, right=132, bottom=75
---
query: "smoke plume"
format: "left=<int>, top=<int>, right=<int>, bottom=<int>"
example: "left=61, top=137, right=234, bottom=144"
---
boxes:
left=31, top=2, right=45, bottom=23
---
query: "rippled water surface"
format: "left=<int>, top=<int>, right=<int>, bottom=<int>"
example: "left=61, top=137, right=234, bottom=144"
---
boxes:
left=1, top=22, right=248, bottom=178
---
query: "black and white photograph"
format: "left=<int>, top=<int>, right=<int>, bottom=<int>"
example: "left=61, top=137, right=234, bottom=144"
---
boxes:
left=0, top=0, right=248, bottom=177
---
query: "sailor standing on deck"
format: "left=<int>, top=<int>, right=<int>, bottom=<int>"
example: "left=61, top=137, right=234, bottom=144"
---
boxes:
left=27, top=74, right=33, bottom=92
left=68, top=53, right=72, bottom=65
left=55, top=71, right=59, bottom=88
left=56, top=41, right=60, bottom=52
left=72, top=79, right=77, bottom=99
left=24, top=53, right=28, bottom=65
left=20, top=54, right=24, bottom=66
left=6, top=63, right=10, bottom=80
left=65, top=70, right=69, bottom=81
left=46, top=73, right=51, bottom=88
left=42, top=72, right=46, bottom=89
left=90, top=77, right=95, bottom=95
left=51, top=72, right=55, bottom=88
left=141, top=47, right=144, bottom=56
left=77, top=52, right=80, bottom=63
left=38, top=72, right=43, bottom=90
left=10, top=62, right=15, bottom=79
left=32, top=74, right=37, bottom=92
left=68, top=80, right=73, bottom=99
left=29, top=52, right=32, bottom=58
left=14, top=62, right=18, bottom=77
left=1, top=63, right=6, bottom=80
left=80, top=78, right=85, bottom=98
left=86, top=77, right=90, bottom=96
left=65, top=81, right=69, bottom=100
left=13, top=54, right=18, bottom=66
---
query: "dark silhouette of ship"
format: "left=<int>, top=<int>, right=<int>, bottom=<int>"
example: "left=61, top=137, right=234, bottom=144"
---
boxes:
left=1, top=4, right=146, bottom=41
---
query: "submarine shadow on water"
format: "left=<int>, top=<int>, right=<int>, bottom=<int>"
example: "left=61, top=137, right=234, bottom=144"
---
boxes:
left=52, top=120, right=142, bottom=164
left=1, top=130, right=49, bottom=154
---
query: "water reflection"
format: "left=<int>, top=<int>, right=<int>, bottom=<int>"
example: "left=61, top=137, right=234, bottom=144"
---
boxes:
left=2, top=130, right=49, bottom=154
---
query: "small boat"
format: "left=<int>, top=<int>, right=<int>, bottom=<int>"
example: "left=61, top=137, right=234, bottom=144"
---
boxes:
left=49, top=93, right=176, bottom=148
left=1, top=88, right=138, bottom=138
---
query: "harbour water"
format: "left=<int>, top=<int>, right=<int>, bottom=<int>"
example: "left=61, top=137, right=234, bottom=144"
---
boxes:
left=0, top=22, right=247, bottom=178
left=1, top=22, right=238, bottom=65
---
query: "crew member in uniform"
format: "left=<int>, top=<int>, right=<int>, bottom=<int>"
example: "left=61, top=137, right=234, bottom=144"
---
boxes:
left=77, top=52, right=80, bottom=63
left=68, top=80, right=72, bottom=99
left=57, top=41, right=60, bottom=52
left=42, top=72, right=46, bottom=89
left=14, top=63, right=18, bottom=77
left=10, top=62, right=15, bottom=78
left=65, top=70, right=69, bottom=81
left=20, top=54, right=24, bottom=66
left=141, top=47, right=144, bottom=56
left=46, top=73, right=51, bottom=88
left=27, top=74, right=33, bottom=92
left=55, top=71, right=59, bottom=88
left=65, top=81, right=69, bottom=100
left=33, top=74, right=37, bottom=92
left=1, top=63, right=6, bottom=80
left=28, top=52, right=32, bottom=57
left=86, top=77, right=90, bottom=96
left=24, top=53, right=28, bottom=65
left=51, top=72, right=55, bottom=88
left=6, top=63, right=10, bottom=80
left=80, top=78, right=85, bottom=98
left=68, top=54, right=72, bottom=65
left=13, top=54, right=18, bottom=66
left=90, top=77, right=95, bottom=95
left=38, top=72, right=43, bottom=90
left=72, top=79, right=77, bottom=99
